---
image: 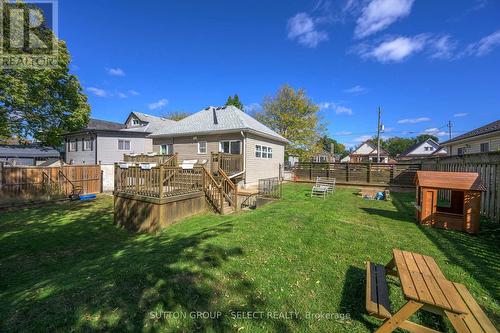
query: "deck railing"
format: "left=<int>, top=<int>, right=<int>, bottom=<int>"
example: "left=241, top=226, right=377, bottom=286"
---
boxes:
left=210, top=152, right=243, bottom=176
left=123, top=153, right=177, bottom=165
left=218, top=168, right=238, bottom=210
left=115, top=164, right=203, bottom=198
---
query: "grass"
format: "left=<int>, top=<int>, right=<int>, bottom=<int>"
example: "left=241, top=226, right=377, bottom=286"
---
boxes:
left=0, top=183, right=499, bottom=332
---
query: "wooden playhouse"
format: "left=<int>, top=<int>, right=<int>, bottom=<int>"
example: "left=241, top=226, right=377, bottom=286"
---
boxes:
left=414, top=171, right=486, bottom=234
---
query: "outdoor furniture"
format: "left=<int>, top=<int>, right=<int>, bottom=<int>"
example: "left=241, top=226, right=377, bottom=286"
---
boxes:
left=311, top=177, right=335, bottom=198
left=367, top=249, right=498, bottom=333
left=414, top=171, right=486, bottom=234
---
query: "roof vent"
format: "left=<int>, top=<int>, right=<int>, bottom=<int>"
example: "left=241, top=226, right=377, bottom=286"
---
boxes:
left=213, top=107, right=218, bottom=125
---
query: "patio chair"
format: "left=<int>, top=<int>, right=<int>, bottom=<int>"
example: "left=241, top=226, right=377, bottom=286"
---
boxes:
left=315, top=177, right=336, bottom=194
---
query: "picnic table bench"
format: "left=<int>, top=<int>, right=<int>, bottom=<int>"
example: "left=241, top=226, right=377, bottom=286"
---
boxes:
left=366, top=249, right=498, bottom=333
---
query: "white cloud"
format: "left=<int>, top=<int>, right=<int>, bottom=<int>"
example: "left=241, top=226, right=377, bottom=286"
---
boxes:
left=334, top=130, right=353, bottom=136
left=148, top=98, right=169, bottom=110
left=454, top=112, right=468, bottom=117
left=244, top=103, right=262, bottom=114
left=422, top=128, right=447, bottom=136
left=397, top=117, right=431, bottom=124
left=106, top=67, right=125, bottom=76
left=128, top=90, right=140, bottom=96
left=355, top=0, right=414, bottom=39
left=463, top=30, right=500, bottom=57
left=87, top=87, right=107, bottom=97
left=319, top=102, right=353, bottom=115
left=117, top=92, right=127, bottom=98
left=428, top=35, right=457, bottom=60
left=354, top=135, right=373, bottom=142
left=287, top=12, right=328, bottom=48
left=344, top=85, right=367, bottom=94
left=356, top=35, right=427, bottom=63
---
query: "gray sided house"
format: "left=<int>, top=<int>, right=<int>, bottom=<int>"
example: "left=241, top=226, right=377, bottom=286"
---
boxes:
left=63, top=113, right=175, bottom=165
left=0, top=144, right=60, bottom=166
left=397, top=139, right=447, bottom=160
left=441, top=119, right=500, bottom=156
left=150, top=106, right=288, bottom=187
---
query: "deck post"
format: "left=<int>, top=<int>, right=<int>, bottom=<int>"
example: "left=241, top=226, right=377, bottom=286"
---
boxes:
left=346, top=162, right=350, bottom=182
left=114, top=163, right=118, bottom=193
left=159, top=164, right=164, bottom=198
left=367, top=162, right=372, bottom=183
left=219, top=184, right=224, bottom=215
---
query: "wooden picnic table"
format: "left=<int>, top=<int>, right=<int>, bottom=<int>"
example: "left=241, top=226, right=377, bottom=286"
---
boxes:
left=368, top=249, right=498, bottom=333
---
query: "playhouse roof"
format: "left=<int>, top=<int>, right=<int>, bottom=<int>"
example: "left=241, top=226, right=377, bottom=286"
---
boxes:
left=415, top=171, right=486, bottom=191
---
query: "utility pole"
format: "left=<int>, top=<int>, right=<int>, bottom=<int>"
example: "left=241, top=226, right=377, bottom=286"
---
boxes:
left=377, top=107, right=381, bottom=163
left=447, top=120, right=452, bottom=140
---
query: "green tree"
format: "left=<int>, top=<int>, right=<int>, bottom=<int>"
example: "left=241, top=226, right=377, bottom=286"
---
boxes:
left=416, top=134, right=439, bottom=143
left=162, top=111, right=191, bottom=121
left=0, top=1, right=90, bottom=147
left=380, top=137, right=416, bottom=157
left=225, top=94, right=243, bottom=110
left=256, top=84, right=325, bottom=160
left=318, top=135, right=346, bottom=155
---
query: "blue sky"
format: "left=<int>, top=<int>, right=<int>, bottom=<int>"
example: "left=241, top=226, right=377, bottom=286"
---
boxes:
left=58, top=0, right=500, bottom=147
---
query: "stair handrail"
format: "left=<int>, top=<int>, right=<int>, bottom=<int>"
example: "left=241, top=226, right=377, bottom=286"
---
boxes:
left=218, top=167, right=238, bottom=211
left=201, top=165, right=223, bottom=213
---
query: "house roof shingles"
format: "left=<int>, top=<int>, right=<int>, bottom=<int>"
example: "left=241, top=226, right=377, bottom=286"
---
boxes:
left=87, top=119, right=125, bottom=131
left=441, top=119, right=500, bottom=144
left=150, top=106, right=288, bottom=143
left=0, top=144, right=60, bottom=158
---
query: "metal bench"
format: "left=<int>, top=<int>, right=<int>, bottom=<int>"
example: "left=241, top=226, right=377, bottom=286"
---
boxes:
left=310, top=177, right=336, bottom=198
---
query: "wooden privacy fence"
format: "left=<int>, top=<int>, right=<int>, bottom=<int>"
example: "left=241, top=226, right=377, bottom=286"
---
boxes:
left=0, top=164, right=102, bottom=197
left=293, top=162, right=421, bottom=186
left=419, top=152, right=500, bottom=222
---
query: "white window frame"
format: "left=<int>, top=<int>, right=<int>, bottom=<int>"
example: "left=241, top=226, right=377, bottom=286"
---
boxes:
left=118, top=139, right=131, bottom=151
left=160, top=144, right=173, bottom=155
left=480, top=142, right=490, bottom=153
left=132, top=118, right=141, bottom=126
left=219, top=140, right=241, bottom=154
left=83, top=138, right=93, bottom=151
left=197, top=141, right=207, bottom=154
left=255, top=144, right=272, bottom=159
left=457, top=147, right=465, bottom=156
left=68, top=140, right=77, bottom=152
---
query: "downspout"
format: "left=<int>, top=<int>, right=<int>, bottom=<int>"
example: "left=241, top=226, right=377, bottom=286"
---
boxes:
left=228, top=131, right=246, bottom=180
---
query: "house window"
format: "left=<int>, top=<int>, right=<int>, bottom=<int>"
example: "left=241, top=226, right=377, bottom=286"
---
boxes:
left=480, top=142, right=489, bottom=153
left=457, top=147, right=465, bottom=156
left=68, top=140, right=77, bottom=152
left=160, top=144, right=173, bottom=155
left=219, top=140, right=241, bottom=154
left=118, top=140, right=131, bottom=150
left=255, top=145, right=272, bottom=159
left=197, top=141, right=207, bottom=154
left=424, top=146, right=434, bottom=151
left=83, top=138, right=93, bottom=151
left=132, top=118, right=141, bottom=126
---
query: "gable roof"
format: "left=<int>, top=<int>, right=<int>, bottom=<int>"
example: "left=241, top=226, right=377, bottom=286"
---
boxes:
left=150, top=106, right=288, bottom=143
left=399, top=139, right=440, bottom=157
left=441, top=119, right=500, bottom=144
left=0, top=144, right=60, bottom=158
left=352, top=140, right=389, bottom=156
left=415, top=171, right=486, bottom=191
left=122, top=112, right=177, bottom=133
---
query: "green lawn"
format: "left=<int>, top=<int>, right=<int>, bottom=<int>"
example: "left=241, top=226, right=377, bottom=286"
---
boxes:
left=1, top=183, right=499, bottom=332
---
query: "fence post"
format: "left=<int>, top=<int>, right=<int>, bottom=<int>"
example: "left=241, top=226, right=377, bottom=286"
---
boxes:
left=159, top=164, right=164, bottom=198
left=367, top=162, right=372, bottom=183
left=390, top=164, right=394, bottom=183
left=100, top=169, right=104, bottom=193
left=309, top=162, right=312, bottom=180
left=114, top=163, right=118, bottom=192
left=346, top=162, right=350, bottom=182
left=0, top=162, right=4, bottom=191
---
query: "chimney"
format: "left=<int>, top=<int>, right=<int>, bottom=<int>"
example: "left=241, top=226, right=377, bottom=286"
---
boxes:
left=212, top=107, right=218, bottom=125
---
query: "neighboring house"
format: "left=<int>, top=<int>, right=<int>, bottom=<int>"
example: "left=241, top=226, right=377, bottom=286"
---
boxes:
left=38, top=158, right=65, bottom=167
left=441, top=120, right=500, bottom=156
left=0, top=144, right=60, bottom=166
left=397, top=139, right=447, bottom=160
left=63, top=113, right=176, bottom=165
left=349, top=140, right=389, bottom=163
left=311, top=151, right=336, bottom=163
left=150, top=106, right=288, bottom=187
